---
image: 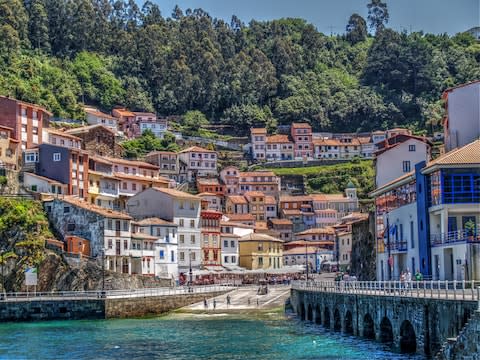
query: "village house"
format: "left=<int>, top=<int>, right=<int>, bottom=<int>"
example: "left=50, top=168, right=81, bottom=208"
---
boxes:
left=251, top=127, right=267, bottom=161
left=223, top=213, right=256, bottom=226
left=201, top=210, right=223, bottom=270
left=145, top=151, right=179, bottom=181
left=291, top=122, right=313, bottom=159
left=0, top=95, right=52, bottom=151
left=126, top=187, right=202, bottom=275
left=87, top=155, right=121, bottom=210
left=225, top=195, right=248, bottom=214
left=219, top=166, right=240, bottom=195
left=132, top=217, right=178, bottom=280
left=267, top=218, right=294, bottom=242
left=139, top=117, right=168, bottom=139
left=244, top=191, right=266, bottom=221
left=43, top=196, right=137, bottom=275
left=238, top=171, right=281, bottom=197
left=178, top=146, right=218, bottom=182
left=220, top=221, right=254, bottom=268
left=265, top=134, right=294, bottom=161
left=196, top=177, right=225, bottom=196
left=85, top=108, right=119, bottom=131
left=0, top=126, right=19, bottom=170
left=65, top=124, right=123, bottom=157
left=112, top=108, right=135, bottom=137
left=42, top=128, right=82, bottom=150
left=295, top=227, right=336, bottom=244
left=23, top=172, right=67, bottom=195
left=239, top=233, right=283, bottom=270
left=198, top=192, right=222, bottom=212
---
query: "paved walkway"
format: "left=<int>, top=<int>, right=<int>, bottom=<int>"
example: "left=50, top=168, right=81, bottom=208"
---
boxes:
left=181, top=285, right=291, bottom=312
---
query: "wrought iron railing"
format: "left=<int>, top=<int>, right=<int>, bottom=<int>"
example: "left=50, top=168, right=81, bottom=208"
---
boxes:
left=430, top=230, right=480, bottom=246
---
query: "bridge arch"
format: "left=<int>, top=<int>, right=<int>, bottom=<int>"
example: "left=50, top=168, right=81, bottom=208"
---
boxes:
left=344, top=310, right=353, bottom=334
left=399, top=320, right=416, bottom=354
left=307, top=304, right=313, bottom=322
left=323, top=306, right=331, bottom=329
left=315, top=304, right=321, bottom=324
left=363, top=313, right=375, bottom=339
left=333, top=308, right=341, bottom=332
left=298, top=303, right=305, bottom=321
left=379, top=317, right=394, bottom=346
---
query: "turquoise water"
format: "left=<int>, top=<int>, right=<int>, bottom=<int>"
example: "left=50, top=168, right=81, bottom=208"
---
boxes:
left=0, top=313, right=426, bottom=360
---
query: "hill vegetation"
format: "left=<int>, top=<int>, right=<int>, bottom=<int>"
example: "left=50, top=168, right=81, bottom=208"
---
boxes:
left=0, top=0, right=479, bottom=135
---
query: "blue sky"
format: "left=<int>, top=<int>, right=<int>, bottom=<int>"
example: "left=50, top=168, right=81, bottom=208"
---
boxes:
left=151, top=0, right=479, bottom=35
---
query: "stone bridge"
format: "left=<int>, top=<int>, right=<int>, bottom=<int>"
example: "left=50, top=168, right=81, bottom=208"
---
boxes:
left=290, top=281, right=479, bottom=357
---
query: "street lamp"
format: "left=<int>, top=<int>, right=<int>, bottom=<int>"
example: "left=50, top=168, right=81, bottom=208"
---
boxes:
left=188, top=249, right=193, bottom=293
left=386, top=215, right=392, bottom=281
left=304, top=241, right=308, bottom=281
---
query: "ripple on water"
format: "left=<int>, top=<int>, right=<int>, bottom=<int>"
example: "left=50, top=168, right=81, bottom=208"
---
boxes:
left=0, top=315, right=427, bottom=360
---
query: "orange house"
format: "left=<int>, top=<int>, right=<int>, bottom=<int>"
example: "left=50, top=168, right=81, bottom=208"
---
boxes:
left=66, top=236, right=91, bottom=257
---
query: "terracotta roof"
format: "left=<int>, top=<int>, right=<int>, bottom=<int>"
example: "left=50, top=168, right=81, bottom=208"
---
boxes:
left=224, top=213, right=255, bottom=221
left=45, top=128, right=82, bottom=141
left=244, top=191, right=266, bottom=198
left=87, top=170, right=119, bottom=180
left=266, top=135, right=291, bottom=144
left=422, top=139, right=480, bottom=174
left=279, top=195, right=312, bottom=202
left=251, top=128, right=267, bottom=134
left=152, top=187, right=201, bottom=200
left=134, top=217, right=177, bottom=226
left=133, top=112, right=156, bottom=117
left=50, top=196, right=131, bottom=219
left=197, top=178, right=220, bottom=185
left=226, top=195, right=247, bottom=204
left=295, top=227, right=335, bottom=236
left=65, top=124, right=116, bottom=135
left=310, top=193, right=348, bottom=201
left=145, top=150, right=177, bottom=156
left=375, top=134, right=432, bottom=156
left=220, top=220, right=255, bottom=229
left=89, top=155, right=113, bottom=165
left=239, top=233, right=283, bottom=243
left=113, top=172, right=170, bottom=183
left=291, top=123, right=312, bottom=129
left=313, top=139, right=341, bottom=146
left=357, top=137, right=372, bottom=144
left=239, top=171, right=276, bottom=178
left=112, top=108, right=135, bottom=117
left=24, top=172, right=65, bottom=185
left=282, top=209, right=302, bottom=216
left=179, top=146, right=215, bottom=153
left=197, top=192, right=218, bottom=197
left=85, top=109, right=118, bottom=121
left=268, top=218, right=293, bottom=225
left=265, top=196, right=276, bottom=205
left=104, top=156, right=160, bottom=170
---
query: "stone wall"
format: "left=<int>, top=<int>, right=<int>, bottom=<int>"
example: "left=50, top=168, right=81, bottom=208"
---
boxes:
left=0, top=299, right=105, bottom=321
left=436, top=310, right=480, bottom=360
left=105, top=291, right=228, bottom=318
left=350, top=213, right=376, bottom=280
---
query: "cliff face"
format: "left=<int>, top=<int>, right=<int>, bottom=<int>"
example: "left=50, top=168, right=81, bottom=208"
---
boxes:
left=350, top=213, right=376, bottom=281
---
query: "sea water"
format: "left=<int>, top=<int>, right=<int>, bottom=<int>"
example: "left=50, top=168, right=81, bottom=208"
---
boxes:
left=0, top=313, right=426, bottom=359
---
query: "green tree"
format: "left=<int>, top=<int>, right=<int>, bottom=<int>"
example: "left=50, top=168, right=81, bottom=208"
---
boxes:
left=27, top=0, right=51, bottom=52
left=182, top=110, right=209, bottom=136
left=0, top=0, right=29, bottom=54
left=346, top=14, right=367, bottom=45
left=221, top=104, right=277, bottom=135
left=367, top=0, right=389, bottom=33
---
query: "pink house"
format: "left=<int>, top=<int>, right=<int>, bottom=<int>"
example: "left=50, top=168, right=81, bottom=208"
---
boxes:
left=291, top=123, right=313, bottom=159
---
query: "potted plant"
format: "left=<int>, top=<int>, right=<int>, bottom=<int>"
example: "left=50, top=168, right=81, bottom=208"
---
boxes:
left=464, top=220, right=477, bottom=241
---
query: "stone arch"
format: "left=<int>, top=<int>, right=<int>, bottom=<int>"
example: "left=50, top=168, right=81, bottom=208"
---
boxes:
left=344, top=310, right=353, bottom=334
left=379, top=316, right=394, bottom=346
left=307, top=304, right=313, bottom=322
left=399, top=320, right=417, bottom=354
left=363, top=313, right=375, bottom=339
left=323, top=306, right=330, bottom=328
left=315, top=304, right=321, bottom=324
left=299, top=303, right=305, bottom=321
left=333, top=308, right=341, bottom=332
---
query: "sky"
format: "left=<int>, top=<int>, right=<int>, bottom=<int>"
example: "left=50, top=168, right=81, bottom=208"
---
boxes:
left=151, top=0, right=479, bottom=35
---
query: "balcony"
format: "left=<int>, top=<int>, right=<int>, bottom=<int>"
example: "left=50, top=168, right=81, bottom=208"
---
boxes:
left=99, top=187, right=119, bottom=197
left=430, top=230, right=480, bottom=247
left=385, top=240, right=408, bottom=252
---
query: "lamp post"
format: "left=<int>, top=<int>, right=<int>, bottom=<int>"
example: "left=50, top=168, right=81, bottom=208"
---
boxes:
left=188, top=249, right=193, bottom=293
left=304, top=241, right=308, bottom=281
left=386, top=215, right=392, bottom=281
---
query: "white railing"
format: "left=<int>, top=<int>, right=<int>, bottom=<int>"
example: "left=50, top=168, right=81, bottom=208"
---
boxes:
left=0, top=284, right=236, bottom=302
left=292, top=280, right=480, bottom=304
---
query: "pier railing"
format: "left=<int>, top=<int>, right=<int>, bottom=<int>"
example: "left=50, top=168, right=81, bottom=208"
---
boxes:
left=292, top=280, right=480, bottom=304
left=0, top=284, right=236, bottom=301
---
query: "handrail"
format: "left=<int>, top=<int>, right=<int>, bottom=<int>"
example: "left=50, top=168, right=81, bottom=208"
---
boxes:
left=291, top=280, right=480, bottom=302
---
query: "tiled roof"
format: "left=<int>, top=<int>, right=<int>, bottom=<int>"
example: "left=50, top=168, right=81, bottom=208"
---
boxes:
left=131, top=233, right=158, bottom=240
left=268, top=218, right=293, bottom=225
left=282, top=209, right=302, bottom=216
left=65, top=124, right=116, bottom=135
left=313, top=139, right=341, bottom=146
left=244, top=191, right=265, bottom=198
left=113, top=172, right=170, bottom=183
left=279, top=195, right=312, bottom=202
left=266, top=135, right=291, bottom=144
left=133, top=112, right=156, bottom=117
left=44, top=128, right=82, bottom=141
left=179, top=146, right=215, bottom=153
left=291, top=123, right=312, bottom=129
left=239, top=171, right=276, bottom=177
left=265, top=196, right=276, bottom=205
left=310, top=193, right=348, bottom=201
left=85, top=109, right=118, bottom=120
left=255, top=221, right=268, bottom=230
left=251, top=128, right=267, bottom=134
left=375, top=134, right=432, bottom=156
left=104, top=156, right=160, bottom=170
left=197, top=178, right=221, bottom=185
left=295, top=227, right=335, bottom=236
left=422, top=139, right=480, bottom=174
left=197, top=192, right=218, bottom=197
left=239, top=233, right=283, bottom=243
left=152, top=187, right=201, bottom=200
left=51, top=196, right=132, bottom=219
left=226, top=195, right=247, bottom=204
left=220, top=220, right=255, bottom=229
left=283, top=246, right=322, bottom=255
left=24, top=172, right=64, bottom=185
left=224, top=213, right=255, bottom=221
left=112, top=108, right=135, bottom=117
left=285, top=240, right=334, bottom=247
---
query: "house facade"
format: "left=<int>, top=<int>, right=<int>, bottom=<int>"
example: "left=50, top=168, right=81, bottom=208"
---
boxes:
left=178, top=146, right=217, bottom=182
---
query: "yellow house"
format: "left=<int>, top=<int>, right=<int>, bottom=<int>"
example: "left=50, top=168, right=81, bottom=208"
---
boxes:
left=239, top=233, right=283, bottom=270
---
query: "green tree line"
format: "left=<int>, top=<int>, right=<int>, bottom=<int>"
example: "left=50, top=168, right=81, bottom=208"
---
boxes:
left=0, top=0, right=478, bottom=134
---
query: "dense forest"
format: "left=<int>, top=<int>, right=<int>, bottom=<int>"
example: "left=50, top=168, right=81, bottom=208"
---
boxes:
left=0, top=0, right=479, bottom=135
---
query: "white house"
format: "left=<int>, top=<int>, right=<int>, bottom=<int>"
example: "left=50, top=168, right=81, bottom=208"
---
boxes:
left=251, top=128, right=267, bottom=161
left=126, top=187, right=202, bottom=274
left=178, top=146, right=218, bottom=182
left=85, top=109, right=119, bottom=131
left=139, top=118, right=168, bottom=138
left=375, top=134, right=431, bottom=189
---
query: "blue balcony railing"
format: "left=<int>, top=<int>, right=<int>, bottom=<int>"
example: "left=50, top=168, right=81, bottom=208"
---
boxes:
left=430, top=230, right=480, bottom=247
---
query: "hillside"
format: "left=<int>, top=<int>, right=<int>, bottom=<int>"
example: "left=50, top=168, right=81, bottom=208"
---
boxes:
left=0, top=1, right=479, bottom=136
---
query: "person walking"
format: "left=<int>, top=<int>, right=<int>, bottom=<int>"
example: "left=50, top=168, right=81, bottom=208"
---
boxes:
left=213, top=299, right=216, bottom=309
left=204, top=298, right=208, bottom=309
left=226, top=295, right=231, bottom=306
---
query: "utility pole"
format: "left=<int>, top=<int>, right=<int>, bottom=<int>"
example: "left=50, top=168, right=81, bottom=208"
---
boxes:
left=102, top=250, right=105, bottom=297
left=305, top=241, right=308, bottom=281
left=188, top=250, right=193, bottom=293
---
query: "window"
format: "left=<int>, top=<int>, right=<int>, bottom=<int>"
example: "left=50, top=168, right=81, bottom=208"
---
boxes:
left=190, top=220, right=195, bottom=228
left=224, top=240, right=228, bottom=248
left=231, top=256, right=236, bottom=263
left=410, top=221, right=415, bottom=249
left=402, top=161, right=411, bottom=173
left=171, top=251, right=175, bottom=262
left=258, top=257, right=263, bottom=266
left=107, top=219, right=112, bottom=230
left=122, top=182, right=127, bottom=190
left=408, top=144, right=416, bottom=152
left=191, top=252, right=196, bottom=261
left=190, top=202, right=195, bottom=210
left=132, top=183, right=136, bottom=191
left=124, top=240, right=128, bottom=249
left=123, top=221, right=129, bottom=232
left=231, top=240, right=235, bottom=248
left=179, top=219, right=184, bottom=227
left=159, top=250, right=165, bottom=259
left=179, top=252, right=185, bottom=261
left=53, top=153, right=61, bottom=162
left=179, top=201, right=184, bottom=209
left=179, top=234, right=185, bottom=244
left=224, top=256, right=228, bottom=263
left=63, top=206, right=70, bottom=214
left=190, top=235, right=195, bottom=244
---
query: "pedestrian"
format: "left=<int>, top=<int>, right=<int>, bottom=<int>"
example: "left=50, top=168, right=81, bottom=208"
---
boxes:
left=203, top=297, right=207, bottom=309
left=256, top=298, right=259, bottom=307
left=247, top=298, right=251, bottom=306
left=226, top=295, right=231, bottom=306
left=405, top=268, right=412, bottom=291
left=213, top=299, right=216, bottom=309
left=400, top=270, right=406, bottom=294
